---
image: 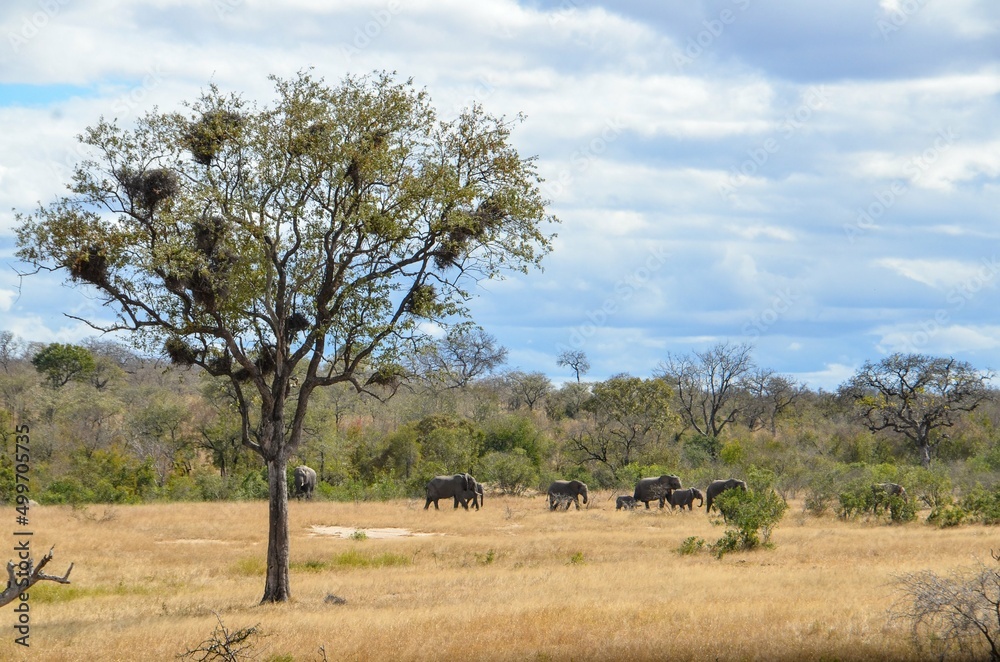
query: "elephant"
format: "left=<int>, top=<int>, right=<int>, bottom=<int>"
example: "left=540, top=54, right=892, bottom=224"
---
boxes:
left=293, top=465, right=317, bottom=500
left=669, top=487, right=704, bottom=511
left=615, top=495, right=636, bottom=510
left=873, top=482, right=906, bottom=499
left=460, top=483, right=485, bottom=511
left=705, top=478, right=747, bottom=513
left=547, top=480, right=589, bottom=510
left=633, top=475, right=682, bottom=509
left=872, top=482, right=907, bottom=514
left=424, top=473, right=479, bottom=510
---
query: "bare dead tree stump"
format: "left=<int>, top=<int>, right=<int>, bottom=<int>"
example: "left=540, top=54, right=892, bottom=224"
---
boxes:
left=0, top=546, right=73, bottom=607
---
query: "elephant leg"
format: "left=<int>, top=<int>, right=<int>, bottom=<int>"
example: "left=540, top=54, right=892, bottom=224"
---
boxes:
left=644, top=500, right=650, bottom=509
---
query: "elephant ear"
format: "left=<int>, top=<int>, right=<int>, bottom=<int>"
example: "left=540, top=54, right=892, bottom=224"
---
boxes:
left=462, top=474, right=471, bottom=492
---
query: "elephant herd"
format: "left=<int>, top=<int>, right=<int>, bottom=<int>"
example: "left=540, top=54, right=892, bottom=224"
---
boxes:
left=292, top=464, right=748, bottom=514
left=291, top=464, right=906, bottom=519
left=613, top=476, right=746, bottom=514
left=549, top=475, right=749, bottom=514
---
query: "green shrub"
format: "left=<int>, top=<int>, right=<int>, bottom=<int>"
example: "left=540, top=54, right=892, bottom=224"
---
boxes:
left=479, top=449, right=538, bottom=496
left=711, top=470, right=787, bottom=558
left=926, top=505, right=968, bottom=528
left=676, top=536, right=706, bottom=555
left=959, top=485, right=1000, bottom=525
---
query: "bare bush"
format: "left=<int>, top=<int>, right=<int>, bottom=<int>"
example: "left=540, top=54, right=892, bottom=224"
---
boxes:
left=891, top=551, right=1000, bottom=661
left=179, top=612, right=266, bottom=661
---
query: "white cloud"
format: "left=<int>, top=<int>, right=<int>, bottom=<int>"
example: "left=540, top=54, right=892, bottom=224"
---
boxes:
left=875, top=258, right=1000, bottom=292
left=3, top=0, right=1000, bottom=387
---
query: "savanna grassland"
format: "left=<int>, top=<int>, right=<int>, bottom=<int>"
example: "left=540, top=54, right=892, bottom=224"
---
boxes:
left=1, top=496, right=995, bottom=662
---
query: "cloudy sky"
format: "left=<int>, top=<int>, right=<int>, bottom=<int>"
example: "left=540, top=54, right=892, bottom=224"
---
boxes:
left=1, top=0, right=999, bottom=391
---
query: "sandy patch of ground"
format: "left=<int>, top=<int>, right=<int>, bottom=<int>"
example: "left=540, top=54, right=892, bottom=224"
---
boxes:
left=157, top=538, right=231, bottom=544
left=309, top=525, right=441, bottom=539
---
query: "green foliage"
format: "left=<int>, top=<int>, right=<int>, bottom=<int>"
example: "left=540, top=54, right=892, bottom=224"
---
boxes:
left=480, top=415, right=546, bottom=466
left=683, top=435, right=721, bottom=466
left=801, top=460, right=843, bottom=516
left=837, top=481, right=917, bottom=523
left=676, top=536, right=706, bottom=555
left=958, top=485, right=1000, bottom=525
left=329, top=550, right=411, bottom=569
left=711, top=470, right=787, bottom=557
left=31, top=344, right=96, bottom=388
left=902, top=467, right=953, bottom=510
left=479, top=448, right=538, bottom=495
left=39, top=448, right=156, bottom=504
left=568, top=551, right=585, bottom=565
left=719, top=439, right=745, bottom=466
left=926, top=504, right=968, bottom=528
left=349, top=530, right=368, bottom=541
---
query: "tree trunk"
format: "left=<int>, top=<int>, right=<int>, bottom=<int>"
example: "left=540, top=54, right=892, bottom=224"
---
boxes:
left=920, top=443, right=932, bottom=469
left=261, top=455, right=290, bottom=603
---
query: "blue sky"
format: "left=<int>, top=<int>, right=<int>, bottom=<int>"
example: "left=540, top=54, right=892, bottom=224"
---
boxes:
left=1, top=0, right=1000, bottom=391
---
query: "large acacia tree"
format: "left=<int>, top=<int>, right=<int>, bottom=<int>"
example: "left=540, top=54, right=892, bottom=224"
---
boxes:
left=839, top=353, right=993, bottom=468
left=16, top=71, right=555, bottom=603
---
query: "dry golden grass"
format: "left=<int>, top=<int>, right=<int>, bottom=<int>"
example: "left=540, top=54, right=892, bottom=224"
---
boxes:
left=0, top=493, right=994, bottom=661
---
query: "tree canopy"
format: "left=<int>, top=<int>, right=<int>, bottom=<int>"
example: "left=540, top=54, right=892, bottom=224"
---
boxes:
left=840, top=353, right=993, bottom=468
left=15, top=70, right=556, bottom=603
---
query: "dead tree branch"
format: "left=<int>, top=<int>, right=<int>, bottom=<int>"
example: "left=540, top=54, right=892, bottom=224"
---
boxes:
left=0, top=546, right=73, bottom=607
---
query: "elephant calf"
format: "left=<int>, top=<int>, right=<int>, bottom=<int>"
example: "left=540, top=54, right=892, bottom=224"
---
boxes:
left=669, top=488, right=703, bottom=511
left=615, top=495, right=636, bottom=510
left=460, top=483, right=485, bottom=511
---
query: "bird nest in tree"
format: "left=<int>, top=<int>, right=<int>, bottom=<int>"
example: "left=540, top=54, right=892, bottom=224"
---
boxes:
left=183, top=110, right=243, bottom=166
left=254, top=346, right=276, bottom=375
left=433, top=199, right=508, bottom=269
left=193, top=215, right=225, bottom=255
left=284, top=313, right=310, bottom=338
left=68, top=245, right=109, bottom=285
left=164, top=337, right=199, bottom=366
left=206, top=352, right=232, bottom=374
left=189, top=269, right=218, bottom=309
left=365, top=365, right=404, bottom=389
left=123, top=168, right=179, bottom=212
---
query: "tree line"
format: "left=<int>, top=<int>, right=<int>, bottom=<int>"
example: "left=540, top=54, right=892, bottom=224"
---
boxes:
left=2, top=330, right=998, bottom=516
